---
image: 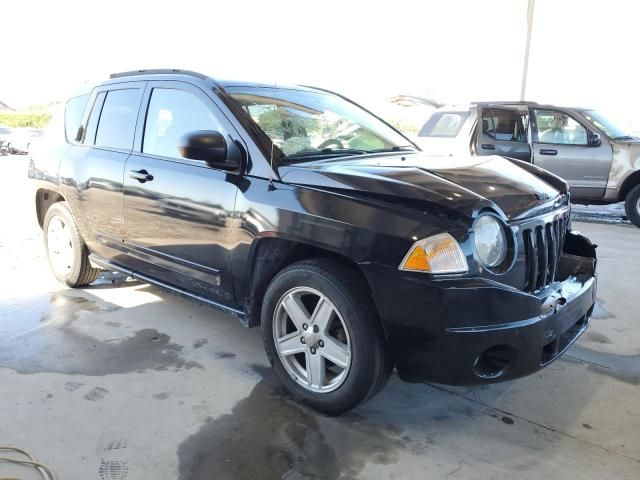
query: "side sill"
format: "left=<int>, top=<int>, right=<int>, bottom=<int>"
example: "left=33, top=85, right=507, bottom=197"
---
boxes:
left=88, top=254, right=247, bottom=323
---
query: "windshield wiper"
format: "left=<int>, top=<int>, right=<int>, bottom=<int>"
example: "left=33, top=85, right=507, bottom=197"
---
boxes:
left=367, top=145, right=419, bottom=153
left=613, top=135, right=638, bottom=141
left=285, top=148, right=368, bottom=161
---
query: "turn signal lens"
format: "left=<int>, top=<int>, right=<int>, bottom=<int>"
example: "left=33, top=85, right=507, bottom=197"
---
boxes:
left=399, top=233, right=468, bottom=274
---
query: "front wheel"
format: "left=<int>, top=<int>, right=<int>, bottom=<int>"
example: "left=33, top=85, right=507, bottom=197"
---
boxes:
left=43, top=201, right=101, bottom=287
left=624, top=184, right=640, bottom=228
left=261, top=259, right=392, bottom=415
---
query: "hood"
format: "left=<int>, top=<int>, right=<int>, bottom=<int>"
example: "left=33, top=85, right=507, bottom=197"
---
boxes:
left=279, top=153, right=565, bottom=221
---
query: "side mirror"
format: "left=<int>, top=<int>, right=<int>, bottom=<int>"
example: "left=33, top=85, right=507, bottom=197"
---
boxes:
left=588, top=132, right=601, bottom=147
left=178, top=130, right=240, bottom=170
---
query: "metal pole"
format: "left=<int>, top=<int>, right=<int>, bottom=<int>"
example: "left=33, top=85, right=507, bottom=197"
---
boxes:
left=520, top=0, right=536, bottom=101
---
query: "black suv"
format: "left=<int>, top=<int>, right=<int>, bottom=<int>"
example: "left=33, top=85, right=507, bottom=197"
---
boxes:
left=29, top=70, right=597, bottom=414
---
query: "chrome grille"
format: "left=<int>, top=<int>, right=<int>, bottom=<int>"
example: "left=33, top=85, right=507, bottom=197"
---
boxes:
left=521, top=211, right=568, bottom=292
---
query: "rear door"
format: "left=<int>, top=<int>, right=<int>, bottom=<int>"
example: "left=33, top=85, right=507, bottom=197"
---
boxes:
left=123, top=81, right=240, bottom=306
left=530, top=108, right=613, bottom=199
left=475, top=106, right=531, bottom=161
left=59, top=83, right=145, bottom=263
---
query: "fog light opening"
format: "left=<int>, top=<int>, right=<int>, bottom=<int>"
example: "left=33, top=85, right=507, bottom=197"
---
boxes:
left=473, top=345, right=514, bottom=379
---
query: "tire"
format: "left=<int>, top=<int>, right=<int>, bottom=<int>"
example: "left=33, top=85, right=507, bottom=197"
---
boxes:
left=624, top=184, right=640, bottom=228
left=261, top=258, right=392, bottom=415
left=43, top=201, right=100, bottom=287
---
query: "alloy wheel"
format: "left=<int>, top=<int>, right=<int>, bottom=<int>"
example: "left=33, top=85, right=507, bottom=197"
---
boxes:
left=272, top=287, right=351, bottom=393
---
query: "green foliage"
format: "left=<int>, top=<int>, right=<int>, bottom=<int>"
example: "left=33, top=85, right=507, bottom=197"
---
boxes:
left=0, top=113, right=51, bottom=128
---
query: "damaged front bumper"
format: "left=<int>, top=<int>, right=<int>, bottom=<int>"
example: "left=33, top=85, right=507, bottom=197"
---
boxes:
left=364, top=231, right=597, bottom=385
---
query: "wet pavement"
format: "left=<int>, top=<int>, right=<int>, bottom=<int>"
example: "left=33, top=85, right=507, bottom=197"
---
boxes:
left=1, top=155, right=639, bottom=479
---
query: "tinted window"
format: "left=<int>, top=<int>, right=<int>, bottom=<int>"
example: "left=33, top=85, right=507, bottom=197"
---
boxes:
left=535, top=110, right=587, bottom=145
left=418, top=111, right=469, bottom=137
left=482, top=108, right=526, bottom=142
left=143, top=88, right=223, bottom=159
left=95, top=89, right=141, bottom=150
left=64, top=94, right=89, bottom=142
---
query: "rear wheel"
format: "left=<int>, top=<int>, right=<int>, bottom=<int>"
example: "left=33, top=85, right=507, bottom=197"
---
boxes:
left=624, top=184, right=640, bottom=228
left=44, top=202, right=100, bottom=287
left=261, top=259, right=392, bottom=415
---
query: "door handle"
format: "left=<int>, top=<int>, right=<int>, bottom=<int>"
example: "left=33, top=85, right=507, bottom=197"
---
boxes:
left=129, top=169, right=154, bottom=183
left=539, top=149, right=558, bottom=155
left=481, top=144, right=496, bottom=150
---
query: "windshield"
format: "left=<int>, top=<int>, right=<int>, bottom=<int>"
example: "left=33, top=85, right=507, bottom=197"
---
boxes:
left=581, top=109, right=632, bottom=139
left=226, top=86, right=414, bottom=162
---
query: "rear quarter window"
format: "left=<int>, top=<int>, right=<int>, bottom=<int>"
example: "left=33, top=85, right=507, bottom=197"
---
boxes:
left=418, top=111, right=469, bottom=138
left=64, top=94, right=90, bottom=142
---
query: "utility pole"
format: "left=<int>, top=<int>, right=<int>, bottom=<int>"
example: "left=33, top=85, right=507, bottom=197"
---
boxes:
left=520, top=0, right=536, bottom=101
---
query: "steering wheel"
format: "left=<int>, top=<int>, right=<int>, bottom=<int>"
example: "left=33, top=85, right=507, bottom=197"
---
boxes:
left=317, top=139, right=344, bottom=150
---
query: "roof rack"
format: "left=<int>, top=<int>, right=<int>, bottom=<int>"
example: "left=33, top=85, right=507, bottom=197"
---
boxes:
left=109, top=69, right=210, bottom=80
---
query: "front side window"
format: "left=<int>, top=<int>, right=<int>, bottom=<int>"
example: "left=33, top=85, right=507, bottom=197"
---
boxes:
left=418, top=111, right=469, bottom=138
left=227, top=87, right=413, bottom=161
left=580, top=109, right=633, bottom=140
left=64, top=94, right=89, bottom=142
left=482, top=108, right=526, bottom=142
left=143, top=88, right=223, bottom=160
left=95, top=89, right=141, bottom=150
left=535, top=110, right=587, bottom=145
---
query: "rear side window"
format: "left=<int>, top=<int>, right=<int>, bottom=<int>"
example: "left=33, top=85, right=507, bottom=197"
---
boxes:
left=482, top=108, right=526, bottom=142
left=64, top=94, right=89, bottom=142
left=418, top=112, right=469, bottom=137
left=95, top=89, right=141, bottom=150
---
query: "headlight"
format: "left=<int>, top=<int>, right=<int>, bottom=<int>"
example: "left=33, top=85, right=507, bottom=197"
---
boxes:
left=473, top=215, right=507, bottom=268
left=399, top=233, right=468, bottom=274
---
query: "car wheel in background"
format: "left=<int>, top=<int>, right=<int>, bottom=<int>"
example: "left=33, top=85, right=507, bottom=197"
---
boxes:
left=624, top=184, right=640, bottom=228
left=43, top=201, right=101, bottom=287
left=261, top=258, right=392, bottom=415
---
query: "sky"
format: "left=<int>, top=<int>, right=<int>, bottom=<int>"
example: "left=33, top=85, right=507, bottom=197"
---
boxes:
left=2, top=0, right=639, bottom=129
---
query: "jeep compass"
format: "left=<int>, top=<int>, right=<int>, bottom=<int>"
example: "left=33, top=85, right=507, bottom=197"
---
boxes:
left=29, top=70, right=597, bottom=414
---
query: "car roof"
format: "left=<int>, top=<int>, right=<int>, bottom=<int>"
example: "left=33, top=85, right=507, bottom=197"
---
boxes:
left=436, top=101, right=592, bottom=112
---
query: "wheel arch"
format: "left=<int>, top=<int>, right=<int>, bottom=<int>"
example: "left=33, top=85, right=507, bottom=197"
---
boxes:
left=242, top=236, right=376, bottom=328
left=35, top=188, right=65, bottom=228
left=618, top=170, right=640, bottom=202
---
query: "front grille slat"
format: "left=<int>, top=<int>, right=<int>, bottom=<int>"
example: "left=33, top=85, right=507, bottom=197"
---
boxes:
left=547, top=222, right=556, bottom=284
left=537, top=226, right=548, bottom=289
left=521, top=210, right=568, bottom=293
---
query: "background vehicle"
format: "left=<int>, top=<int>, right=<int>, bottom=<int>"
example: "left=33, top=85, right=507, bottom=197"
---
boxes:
left=415, top=102, right=640, bottom=227
left=29, top=70, right=597, bottom=414
left=7, top=127, right=44, bottom=154
left=0, top=126, right=12, bottom=155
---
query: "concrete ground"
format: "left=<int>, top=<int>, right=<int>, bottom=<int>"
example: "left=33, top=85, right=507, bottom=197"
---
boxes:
left=0, top=154, right=638, bottom=480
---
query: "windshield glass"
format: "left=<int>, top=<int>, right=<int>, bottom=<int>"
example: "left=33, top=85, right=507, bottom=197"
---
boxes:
left=581, top=109, right=631, bottom=139
left=226, top=86, right=414, bottom=161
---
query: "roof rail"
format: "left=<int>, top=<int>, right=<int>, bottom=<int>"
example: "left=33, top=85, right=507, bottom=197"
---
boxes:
left=109, top=69, right=210, bottom=80
left=471, top=100, right=539, bottom=106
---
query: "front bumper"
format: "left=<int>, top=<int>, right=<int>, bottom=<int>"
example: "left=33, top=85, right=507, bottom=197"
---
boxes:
left=363, top=232, right=597, bottom=385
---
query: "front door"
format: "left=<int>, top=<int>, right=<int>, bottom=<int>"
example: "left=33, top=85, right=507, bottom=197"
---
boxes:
left=530, top=108, right=613, bottom=200
left=475, top=106, right=531, bottom=161
left=123, top=81, right=240, bottom=306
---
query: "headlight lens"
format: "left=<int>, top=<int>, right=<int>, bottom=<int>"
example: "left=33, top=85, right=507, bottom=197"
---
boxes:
left=473, top=215, right=507, bottom=268
left=399, top=233, right=468, bottom=274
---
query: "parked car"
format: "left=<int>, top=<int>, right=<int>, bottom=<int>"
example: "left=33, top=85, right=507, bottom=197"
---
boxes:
left=0, top=126, right=12, bottom=155
left=7, top=128, right=44, bottom=154
left=415, top=102, right=640, bottom=227
left=29, top=70, right=597, bottom=414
